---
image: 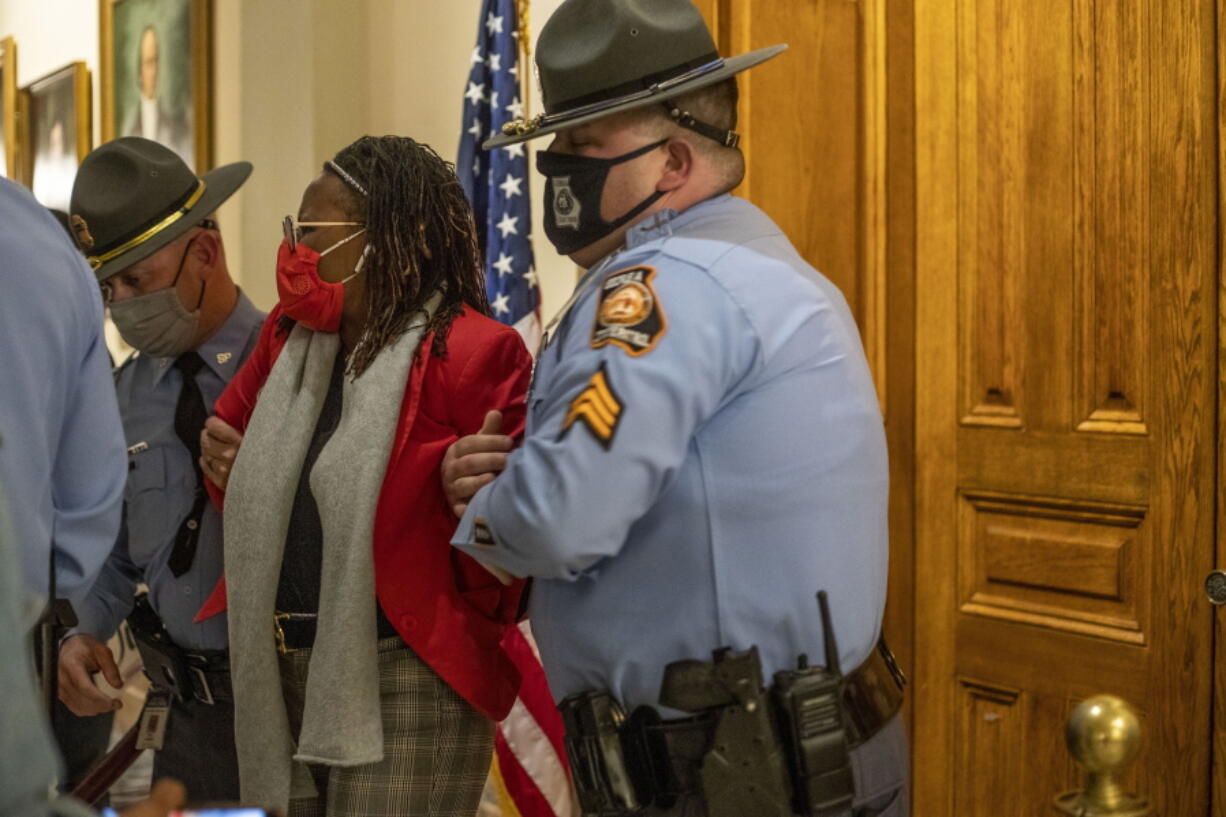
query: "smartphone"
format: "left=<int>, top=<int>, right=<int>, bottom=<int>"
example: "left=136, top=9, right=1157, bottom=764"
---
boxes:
left=103, top=804, right=273, bottom=809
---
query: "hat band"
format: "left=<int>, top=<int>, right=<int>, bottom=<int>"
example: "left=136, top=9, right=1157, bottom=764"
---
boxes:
left=549, top=54, right=723, bottom=121
left=86, top=179, right=207, bottom=271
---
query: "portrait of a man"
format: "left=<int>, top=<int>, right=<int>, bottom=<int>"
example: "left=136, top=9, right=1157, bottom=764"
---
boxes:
left=105, top=0, right=198, bottom=169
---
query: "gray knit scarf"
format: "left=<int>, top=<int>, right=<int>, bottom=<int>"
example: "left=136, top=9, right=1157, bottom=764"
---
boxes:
left=224, top=296, right=439, bottom=809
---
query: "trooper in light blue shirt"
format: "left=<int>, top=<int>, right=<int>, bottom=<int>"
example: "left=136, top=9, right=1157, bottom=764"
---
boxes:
left=0, top=179, right=126, bottom=607
left=56, top=138, right=259, bottom=802
left=447, top=2, right=908, bottom=814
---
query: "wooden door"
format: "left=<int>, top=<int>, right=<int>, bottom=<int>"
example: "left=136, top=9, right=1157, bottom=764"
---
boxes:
left=915, top=0, right=1218, bottom=814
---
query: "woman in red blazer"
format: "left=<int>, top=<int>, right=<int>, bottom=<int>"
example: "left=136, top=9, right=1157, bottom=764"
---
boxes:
left=195, top=136, right=532, bottom=816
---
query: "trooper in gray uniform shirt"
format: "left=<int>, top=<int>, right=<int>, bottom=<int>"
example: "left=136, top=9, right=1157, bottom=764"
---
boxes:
left=56, top=137, right=263, bottom=801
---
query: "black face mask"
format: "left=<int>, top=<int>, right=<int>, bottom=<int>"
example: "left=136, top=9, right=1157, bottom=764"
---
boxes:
left=536, top=139, right=668, bottom=256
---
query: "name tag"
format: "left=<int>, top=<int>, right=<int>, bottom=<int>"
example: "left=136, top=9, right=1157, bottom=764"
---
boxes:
left=127, top=441, right=149, bottom=456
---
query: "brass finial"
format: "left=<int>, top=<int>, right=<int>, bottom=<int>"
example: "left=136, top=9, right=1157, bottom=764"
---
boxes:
left=1054, top=695, right=1150, bottom=817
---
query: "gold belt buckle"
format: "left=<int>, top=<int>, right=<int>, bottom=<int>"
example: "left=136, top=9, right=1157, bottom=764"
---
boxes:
left=273, top=612, right=294, bottom=654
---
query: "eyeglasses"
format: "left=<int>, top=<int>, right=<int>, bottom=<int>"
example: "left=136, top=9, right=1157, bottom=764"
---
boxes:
left=282, top=215, right=364, bottom=251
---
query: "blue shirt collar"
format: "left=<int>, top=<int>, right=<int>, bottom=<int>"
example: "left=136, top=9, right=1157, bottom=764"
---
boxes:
left=622, top=194, right=734, bottom=250
left=151, top=289, right=263, bottom=386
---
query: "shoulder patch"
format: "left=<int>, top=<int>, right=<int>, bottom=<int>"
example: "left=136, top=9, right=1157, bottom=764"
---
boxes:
left=590, top=265, right=667, bottom=356
left=560, top=363, right=623, bottom=449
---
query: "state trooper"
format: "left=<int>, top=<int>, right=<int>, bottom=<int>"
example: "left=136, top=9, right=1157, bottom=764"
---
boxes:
left=56, top=138, right=263, bottom=800
left=442, top=1, right=909, bottom=815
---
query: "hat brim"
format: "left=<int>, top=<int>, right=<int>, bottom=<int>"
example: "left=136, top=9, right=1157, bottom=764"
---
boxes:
left=483, top=43, right=788, bottom=150
left=94, top=160, right=253, bottom=282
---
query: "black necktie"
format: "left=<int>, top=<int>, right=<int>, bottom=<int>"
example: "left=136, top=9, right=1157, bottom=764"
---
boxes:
left=168, top=352, right=207, bottom=577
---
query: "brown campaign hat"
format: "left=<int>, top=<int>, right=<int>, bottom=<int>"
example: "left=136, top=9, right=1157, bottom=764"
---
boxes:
left=70, top=137, right=251, bottom=282
left=484, top=0, right=786, bottom=149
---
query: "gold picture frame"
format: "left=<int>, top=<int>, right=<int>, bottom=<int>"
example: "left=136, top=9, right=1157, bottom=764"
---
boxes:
left=0, top=37, right=17, bottom=181
left=22, top=61, right=91, bottom=211
left=100, top=0, right=212, bottom=171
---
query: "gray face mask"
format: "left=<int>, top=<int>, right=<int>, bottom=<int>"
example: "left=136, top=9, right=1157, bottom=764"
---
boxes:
left=109, top=237, right=204, bottom=358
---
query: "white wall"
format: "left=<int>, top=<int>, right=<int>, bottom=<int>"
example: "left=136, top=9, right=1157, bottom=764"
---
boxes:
left=0, top=0, right=575, bottom=321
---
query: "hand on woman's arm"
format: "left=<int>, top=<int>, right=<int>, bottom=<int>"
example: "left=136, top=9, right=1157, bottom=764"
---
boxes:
left=200, top=416, right=242, bottom=491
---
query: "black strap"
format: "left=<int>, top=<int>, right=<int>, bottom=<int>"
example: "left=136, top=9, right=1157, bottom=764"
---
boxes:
left=662, top=102, right=741, bottom=148
left=168, top=352, right=207, bottom=577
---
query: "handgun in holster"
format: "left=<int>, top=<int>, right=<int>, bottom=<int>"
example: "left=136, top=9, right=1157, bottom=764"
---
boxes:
left=659, top=646, right=795, bottom=817
left=127, top=591, right=194, bottom=703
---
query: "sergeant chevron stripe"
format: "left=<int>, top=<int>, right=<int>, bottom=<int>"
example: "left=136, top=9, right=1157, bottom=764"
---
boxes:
left=560, top=364, right=622, bottom=448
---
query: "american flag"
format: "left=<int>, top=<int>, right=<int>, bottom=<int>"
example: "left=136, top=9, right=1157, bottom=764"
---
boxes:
left=460, top=4, right=573, bottom=817
left=459, top=0, right=542, bottom=353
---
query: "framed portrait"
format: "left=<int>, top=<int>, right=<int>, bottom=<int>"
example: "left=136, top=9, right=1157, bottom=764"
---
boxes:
left=0, top=37, right=16, bottom=180
left=100, top=0, right=212, bottom=171
left=23, top=62, right=91, bottom=212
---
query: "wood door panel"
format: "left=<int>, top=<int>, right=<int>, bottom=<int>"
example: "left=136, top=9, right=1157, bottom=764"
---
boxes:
left=958, top=491, right=1147, bottom=644
left=916, top=0, right=1217, bottom=812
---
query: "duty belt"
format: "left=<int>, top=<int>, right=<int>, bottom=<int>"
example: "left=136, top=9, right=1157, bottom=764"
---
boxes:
left=561, top=637, right=905, bottom=817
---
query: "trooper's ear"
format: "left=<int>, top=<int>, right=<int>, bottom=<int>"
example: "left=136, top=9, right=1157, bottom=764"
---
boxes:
left=656, top=138, right=695, bottom=193
left=188, top=228, right=222, bottom=279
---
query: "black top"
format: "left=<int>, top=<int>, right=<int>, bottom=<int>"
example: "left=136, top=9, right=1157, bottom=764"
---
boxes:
left=276, top=349, right=398, bottom=640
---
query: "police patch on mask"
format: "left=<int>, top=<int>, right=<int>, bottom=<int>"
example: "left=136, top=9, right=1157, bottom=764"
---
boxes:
left=561, top=364, right=622, bottom=449
left=590, top=266, right=666, bottom=356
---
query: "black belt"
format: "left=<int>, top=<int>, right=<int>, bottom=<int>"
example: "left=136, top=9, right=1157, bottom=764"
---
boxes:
left=562, top=638, right=906, bottom=817
left=274, top=611, right=318, bottom=653
left=644, top=641, right=903, bottom=796
left=274, top=609, right=401, bottom=652
left=179, top=650, right=231, bottom=706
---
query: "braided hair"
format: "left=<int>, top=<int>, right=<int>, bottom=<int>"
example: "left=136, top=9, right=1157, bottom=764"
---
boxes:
left=327, top=135, right=490, bottom=377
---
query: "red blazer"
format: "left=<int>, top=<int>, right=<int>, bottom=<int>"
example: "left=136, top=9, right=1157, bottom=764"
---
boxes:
left=196, top=304, right=533, bottom=720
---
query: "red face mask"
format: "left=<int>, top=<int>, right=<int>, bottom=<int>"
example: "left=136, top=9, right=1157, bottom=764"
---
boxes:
left=275, top=231, right=367, bottom=333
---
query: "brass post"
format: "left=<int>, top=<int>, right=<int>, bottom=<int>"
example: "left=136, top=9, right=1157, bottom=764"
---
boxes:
left=1053, top=695, right=1151, bottom=817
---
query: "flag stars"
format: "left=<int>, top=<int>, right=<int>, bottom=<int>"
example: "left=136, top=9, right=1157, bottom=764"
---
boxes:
left=488, top=53, right=502, bottom=72
left=492, top=292, right=511, bottom=315
left=523, top=267, right=538, bottom=288
left=468, top=118, right=483, bottom=139
left=506, top=96, right=524, bottom=119
left=503, top=142, right=526, bottom=159
left=465, top=81, right=486, bottom=105
left=486, top=13, right=504, bottom=35
left=471, top=46, right=484, bottom=65
left=499, top=173, right=523, bottom=199
left=489, top=90, right=500, bottom=111
left=496, top=212, right=519, bottom=238
left=493, top=252, right=515, bottom=277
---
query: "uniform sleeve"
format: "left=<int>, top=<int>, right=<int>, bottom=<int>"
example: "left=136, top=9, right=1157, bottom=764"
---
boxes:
left=453, top=263, right=758, bottom=580
left=50, top=265, right=128, bottom=606
left=70, top=507, right=141, bottom=641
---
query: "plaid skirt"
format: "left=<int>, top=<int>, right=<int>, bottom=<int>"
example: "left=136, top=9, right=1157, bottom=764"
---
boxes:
left=280, top=636, right=495, bottom=817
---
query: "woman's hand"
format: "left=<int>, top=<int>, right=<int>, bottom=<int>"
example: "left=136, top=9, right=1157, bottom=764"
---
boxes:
left=441, top=410, right=513, bottom=518
left=200, top=415, right=242, bottom=491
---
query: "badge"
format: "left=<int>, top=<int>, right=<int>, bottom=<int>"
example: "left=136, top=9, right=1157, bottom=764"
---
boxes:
left=552, top=176, right=581, bottom=230
left=70, top=214, right=95, bottom=249
left=136, top=693, right=171, bottom=751
left=474, top=519, right=495, bottom=546
left=560, top=364, right=622, bottom=449
left=590, top=266, right=666, bottom=356
left=216, top=352, right=232, bottom=364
